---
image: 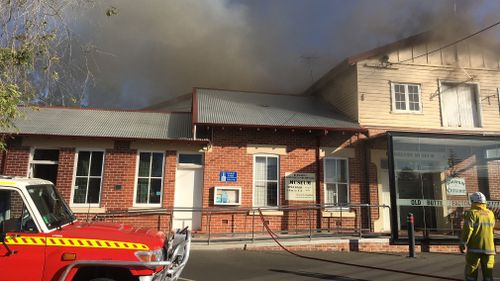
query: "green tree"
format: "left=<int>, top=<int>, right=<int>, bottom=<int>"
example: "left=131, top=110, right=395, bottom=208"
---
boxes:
left=0, top=0, right=95, bottom=147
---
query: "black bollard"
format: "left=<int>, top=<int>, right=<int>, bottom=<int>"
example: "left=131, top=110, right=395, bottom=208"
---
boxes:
left=407, top=213, right=416, bottom=258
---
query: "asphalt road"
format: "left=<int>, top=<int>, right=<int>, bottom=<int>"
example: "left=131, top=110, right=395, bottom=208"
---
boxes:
left=180, top=250, right=497, bottom=281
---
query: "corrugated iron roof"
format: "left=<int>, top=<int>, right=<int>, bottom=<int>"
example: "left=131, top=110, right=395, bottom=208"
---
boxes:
left=195, top=88, right=360, bottom=129
left=4, top=107, right=196, bottom=140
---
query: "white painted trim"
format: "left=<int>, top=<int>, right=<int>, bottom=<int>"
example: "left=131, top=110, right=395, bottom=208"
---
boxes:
left=28, top=147, right=60, bottom=178
left=214, top=186, right=241, bottom=206
left=322, top=211, right=355, bottom=218
left=133, top=150, right=165, bottom=208
left=252, top=154, right=280, bottom=208
left=71, top=207, right=106, bottom=214
left=390, top=82, right=423, bottom=114
left=176, top=151, right=204, bottom=169
left=70, top=149, right=105, bottom=208
left=438, top=80, right=483, bottom=128
left=323, top=157, right=350, bottom=206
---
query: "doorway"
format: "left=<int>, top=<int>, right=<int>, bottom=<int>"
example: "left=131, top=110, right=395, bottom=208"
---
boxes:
left=172, top=153, right=204, bottom=231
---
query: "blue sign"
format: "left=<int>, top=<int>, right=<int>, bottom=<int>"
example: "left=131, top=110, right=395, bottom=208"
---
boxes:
left=219, top=171, right=238, bottom=182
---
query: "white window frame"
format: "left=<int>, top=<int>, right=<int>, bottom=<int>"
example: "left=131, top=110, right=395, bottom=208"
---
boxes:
left=70, top=149, right=105, bottom=207
left=177, top=152, right=203, bottom=169
left=390, top=82, right=423, bottom=114
left=252, top=154, right=280, bottom=208
left=29, top=148, right=59, bottom=178
left=323, top=157, right=350, bottom=208
left=438, top=80, right=483, bottom=128
left=133, top=151, right=165, bottom=208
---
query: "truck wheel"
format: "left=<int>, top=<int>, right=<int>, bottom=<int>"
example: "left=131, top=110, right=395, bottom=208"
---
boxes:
left=89, top=278, right=116, bottom=281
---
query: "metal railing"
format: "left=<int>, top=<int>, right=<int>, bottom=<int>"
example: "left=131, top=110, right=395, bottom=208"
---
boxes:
left=93, top=204, right=391, bottom=244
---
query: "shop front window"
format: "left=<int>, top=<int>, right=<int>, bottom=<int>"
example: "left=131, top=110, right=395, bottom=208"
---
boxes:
left=391, top=134, right=500, bottom=240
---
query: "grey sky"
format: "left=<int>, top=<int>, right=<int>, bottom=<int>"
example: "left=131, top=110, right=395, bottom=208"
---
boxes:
left=70, top=0, right=500, bottom=109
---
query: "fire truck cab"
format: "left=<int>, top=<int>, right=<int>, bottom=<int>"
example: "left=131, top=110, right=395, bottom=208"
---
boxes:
left=0, top=176, right=190, bottom=281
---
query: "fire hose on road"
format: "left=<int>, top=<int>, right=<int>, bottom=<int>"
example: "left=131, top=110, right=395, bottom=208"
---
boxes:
left=257, top=209, right=462, bottom=281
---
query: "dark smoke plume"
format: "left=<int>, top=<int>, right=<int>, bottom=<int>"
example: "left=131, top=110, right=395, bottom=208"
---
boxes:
left=65, top=0, right=499, bottom=109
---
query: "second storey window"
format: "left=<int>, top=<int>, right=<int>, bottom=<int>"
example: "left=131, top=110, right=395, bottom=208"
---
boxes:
left=72, top=151, right=104, bottom=205
left=253, top=155, right=279, bottom=207
left=391, top=83, right=422, bottom=113
left=135, top=152, right=164, bottom=206
left=324, top=158, right=349, bottom=206
left=440, top=82, right=481, bottom=128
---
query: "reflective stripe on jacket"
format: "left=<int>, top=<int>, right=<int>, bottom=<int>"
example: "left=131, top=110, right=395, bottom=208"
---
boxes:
left=461, top=203, right=496, bottom=255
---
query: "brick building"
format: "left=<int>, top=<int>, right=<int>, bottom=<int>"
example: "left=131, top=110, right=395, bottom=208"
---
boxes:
left=1, top=33, right=500, bottom=242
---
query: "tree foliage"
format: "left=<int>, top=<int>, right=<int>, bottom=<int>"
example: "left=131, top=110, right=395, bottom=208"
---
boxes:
left=0, top=0, right=95, bottom=141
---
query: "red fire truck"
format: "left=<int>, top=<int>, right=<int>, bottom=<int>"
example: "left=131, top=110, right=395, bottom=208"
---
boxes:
left=0, top=177, right=190, bottom=281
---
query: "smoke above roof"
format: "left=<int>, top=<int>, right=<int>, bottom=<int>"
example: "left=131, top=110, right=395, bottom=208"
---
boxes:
left=68, top=0, right=499, bottom=109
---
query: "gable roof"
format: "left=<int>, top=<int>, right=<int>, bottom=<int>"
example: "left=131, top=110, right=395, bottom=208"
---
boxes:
left=142, top=93, right=193, bottom=112
left=193, top=88, right=360, bottom=130
left=304, top=32, right=430, bottom=95
left=3, top=107, right=199, bottom=141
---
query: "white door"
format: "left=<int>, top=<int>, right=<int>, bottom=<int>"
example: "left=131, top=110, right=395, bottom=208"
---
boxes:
left=173, top=167, right=203, bottom=230
left=441, top=83, right=480, bottom=128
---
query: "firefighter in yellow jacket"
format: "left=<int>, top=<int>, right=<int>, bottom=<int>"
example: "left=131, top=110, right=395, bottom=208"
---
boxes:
left=460, top=191, right=496, bottom=281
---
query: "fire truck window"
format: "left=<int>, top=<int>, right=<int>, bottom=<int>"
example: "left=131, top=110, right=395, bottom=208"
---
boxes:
left=0, top=190, right=37, bottom=233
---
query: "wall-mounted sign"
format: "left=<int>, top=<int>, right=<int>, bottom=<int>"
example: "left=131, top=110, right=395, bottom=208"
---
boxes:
left=219, top=171, right=238, bottom=182
left=285, top=172, right=315, bottom=201
left=446, top=177, right=466, bottom=195
left=214, top=186, right=241, bottom=205
left=397, top=198, right=470, bottom=207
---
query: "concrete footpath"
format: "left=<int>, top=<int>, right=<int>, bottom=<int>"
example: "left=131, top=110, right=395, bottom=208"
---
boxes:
left=191, top=236, right=461, bottom=253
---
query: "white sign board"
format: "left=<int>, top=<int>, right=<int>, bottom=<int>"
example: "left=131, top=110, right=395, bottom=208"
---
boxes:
left=285, top=172, right=315, bottom=201
left=446, top=177, right=466, bottom=195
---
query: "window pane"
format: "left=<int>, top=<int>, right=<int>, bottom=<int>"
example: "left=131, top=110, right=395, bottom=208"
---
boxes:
left=138, top=153, right=151, bottom=177
left=151, top=153, right=163, bottom=177
left=254, top=182, right=266, bottom=206
left=33, top=149, right=59, bottom=161
left=149, top=179, right=162, bottom=204
left=89, top=152, right=104, bottom=177
left=325, top=184, right=336, bottom=204
left=87, top=178, right=101, bottom=204
left=338, top=184, right=348, bottom=205
left=254, top=157, right=266, bottom=181
left=267, top=157, right=278, bottom=180
left=73, top=177, right=88, bottom=204
left=179, top=154, right=203, bottom=165
left=339, top=160, right=348, bottom=183
left=325, top=159, right=335, bottom=183
left=267, top=182, right=278, bottom=206
left=136, top=178, right=149, bottom=204
left=76, top=152, right=90, bottom=176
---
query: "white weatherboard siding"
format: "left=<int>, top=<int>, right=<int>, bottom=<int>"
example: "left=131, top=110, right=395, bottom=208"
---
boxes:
left=318, top=67, right=358, bottom=121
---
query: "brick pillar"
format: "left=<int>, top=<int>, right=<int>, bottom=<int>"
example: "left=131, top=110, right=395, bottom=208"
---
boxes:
left=101, top=146, right=137, bottom=210
left=56, top=148, right=76, bottom=202
left=4, top=146, right=30, bottom=177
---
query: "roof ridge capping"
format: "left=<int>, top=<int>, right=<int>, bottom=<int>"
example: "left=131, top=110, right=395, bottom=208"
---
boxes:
left=18, top=105, right=190, bottom=115
left=194, top=87, right=301, bottom=97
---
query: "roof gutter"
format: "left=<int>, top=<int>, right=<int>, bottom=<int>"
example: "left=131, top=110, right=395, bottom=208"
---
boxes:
left=194, top=122, right=366, bottom=133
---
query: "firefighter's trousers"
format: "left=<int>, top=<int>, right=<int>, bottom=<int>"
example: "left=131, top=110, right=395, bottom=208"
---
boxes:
left=464, top=253, right=494, bottom=281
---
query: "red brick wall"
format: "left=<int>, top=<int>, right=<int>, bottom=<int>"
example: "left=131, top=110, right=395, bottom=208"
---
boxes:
left=4, top=146, right=29, bottom=176
left=488, top=160, right=500, bottom=200
left=56, top=148, right=76, bottom=201
left=202, top=127, right=367, bottom=234
left=101, top=148, right=137, bottom=210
